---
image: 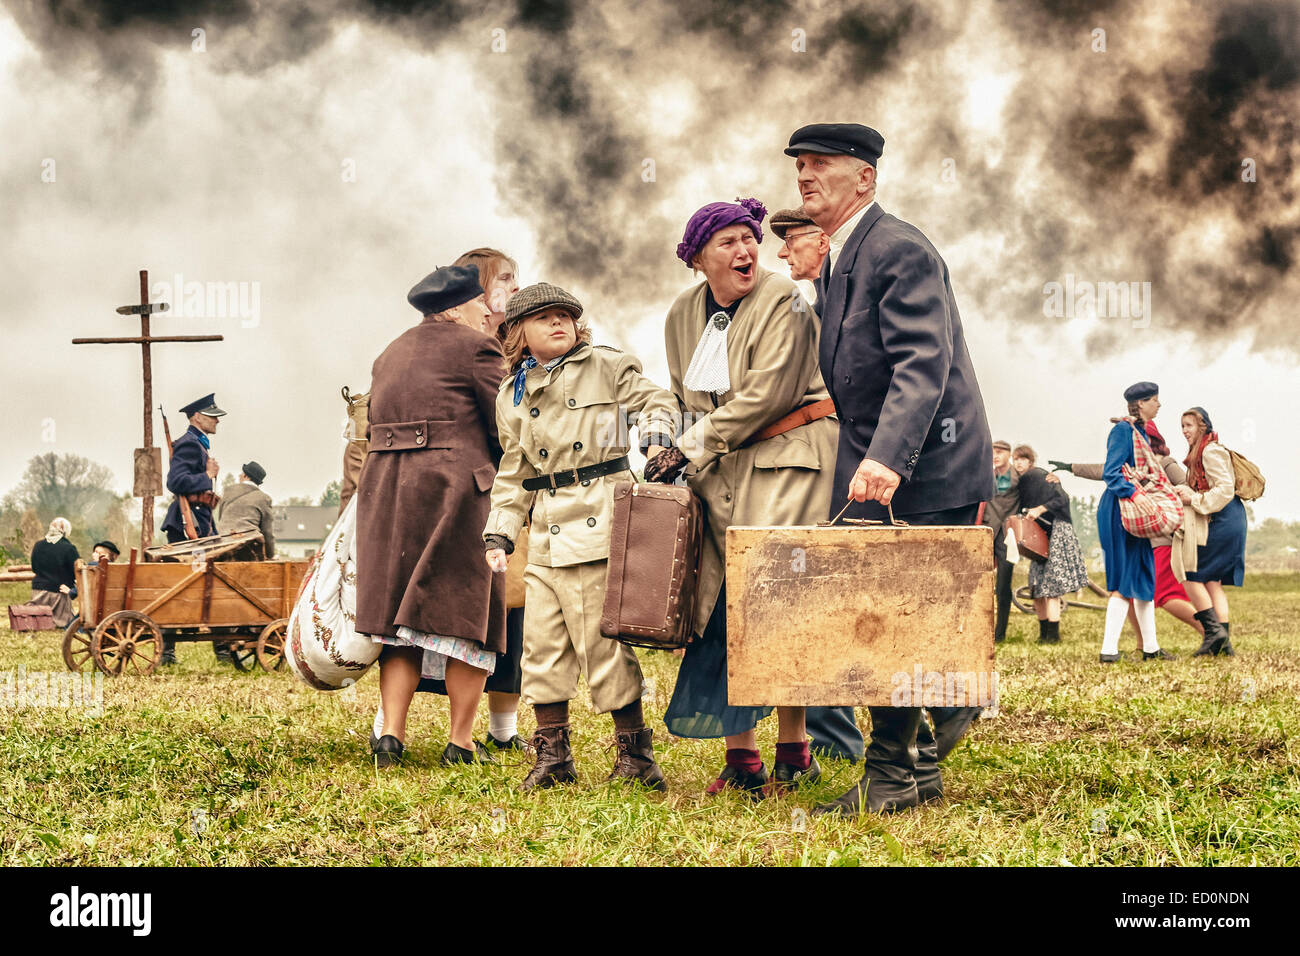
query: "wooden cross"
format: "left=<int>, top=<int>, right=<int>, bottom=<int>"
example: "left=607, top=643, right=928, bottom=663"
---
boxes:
left=72, top=269, right=223, bottom=552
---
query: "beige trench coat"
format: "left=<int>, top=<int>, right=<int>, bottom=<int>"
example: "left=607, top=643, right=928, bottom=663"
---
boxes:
left=485, top=342, right=677, bottom=568
left=664, top=267, right=839, bottom=638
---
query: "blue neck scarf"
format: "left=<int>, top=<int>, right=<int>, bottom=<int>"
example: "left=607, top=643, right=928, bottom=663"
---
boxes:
left=512, top=356, right=539, bottom=406
left=188, top=424, right=211, bottom=450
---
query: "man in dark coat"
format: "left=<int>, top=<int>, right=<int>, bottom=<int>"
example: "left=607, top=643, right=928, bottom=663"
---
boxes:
left=162, top=394, right=224, bottom=543
left=787, top=123, right=994, bottom=815
left=216, top=461, right=276, bottom=558
left=985, top=440, right=1021, bottom=643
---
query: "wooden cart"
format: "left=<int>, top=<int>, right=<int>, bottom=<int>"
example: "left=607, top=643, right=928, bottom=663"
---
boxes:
left=61, top=532, right=310, bottom=677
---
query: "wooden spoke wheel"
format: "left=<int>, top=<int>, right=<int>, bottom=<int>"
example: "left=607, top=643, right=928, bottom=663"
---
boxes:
left=228, top=639, right=259, bottom=672
left=62, top=616, right=95, bottom=673
left=92, top=610, right=164, bottom=677
left=255, top=619, right=289, bottom=673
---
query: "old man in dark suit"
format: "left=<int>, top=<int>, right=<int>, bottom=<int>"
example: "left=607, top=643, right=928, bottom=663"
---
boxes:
left=787, top=123, right=994, bottom=815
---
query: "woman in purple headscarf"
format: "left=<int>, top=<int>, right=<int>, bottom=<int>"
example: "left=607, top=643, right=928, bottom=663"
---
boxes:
left=646, top=198, right=840, bottom=798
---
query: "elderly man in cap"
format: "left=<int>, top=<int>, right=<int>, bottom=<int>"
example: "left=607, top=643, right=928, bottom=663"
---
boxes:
left=162, top=393, right=224, bottom=544
left=786, top=122, right=994, bottom=815
left=770, top=206, right=830, bottom=312
left=217, top=461, right=276, bottom=559
left=986, top=440, right=1021, bottom=644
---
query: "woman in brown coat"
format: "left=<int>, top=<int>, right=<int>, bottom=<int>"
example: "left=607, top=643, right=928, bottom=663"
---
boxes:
left=355, top=264, right=508, bottom=768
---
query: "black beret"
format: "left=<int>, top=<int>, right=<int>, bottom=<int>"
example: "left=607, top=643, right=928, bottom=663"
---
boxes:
left=93, top=540, right=120, bottom=557
left=785, top=123, right=884, bottom=165
left=407, top=265, right=483, bottom=315
left=180, top=393, right=226, bottom=417
left=1123, top=381, right=1159, bottom=402
left=242, top=461, right=266, bottom=485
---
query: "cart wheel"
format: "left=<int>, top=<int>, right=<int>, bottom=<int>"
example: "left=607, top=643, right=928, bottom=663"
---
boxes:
left=92, top=610, right=164, bottom=677
left=255, top=619, right=288, bottom=673
left=62, top=616, right=95, bottom=673
left=229, top=639, right=259, bottom=672
left=1014, top=585, right=1070, bottom=616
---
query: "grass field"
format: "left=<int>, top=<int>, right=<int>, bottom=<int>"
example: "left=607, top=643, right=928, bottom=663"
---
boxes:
left=2, top=573, right=1297, bottom=866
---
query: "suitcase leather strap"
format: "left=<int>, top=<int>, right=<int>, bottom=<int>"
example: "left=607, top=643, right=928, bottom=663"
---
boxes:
left=522, top=455, right=631, bottom=492
left=741, top=398, right=837, bottom=448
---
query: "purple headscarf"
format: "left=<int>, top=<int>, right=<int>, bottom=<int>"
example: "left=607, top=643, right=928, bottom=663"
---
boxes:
left=676, top=197, right=767, bottom=266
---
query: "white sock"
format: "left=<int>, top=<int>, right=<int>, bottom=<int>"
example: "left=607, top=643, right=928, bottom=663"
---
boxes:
left=372, top=705, right=384, bottom=740
left=1134, top=599, right=1159, bottom=652
left=489, top=710, right=517, bottom=741
left=1102, top=595, right=1129, bottom=655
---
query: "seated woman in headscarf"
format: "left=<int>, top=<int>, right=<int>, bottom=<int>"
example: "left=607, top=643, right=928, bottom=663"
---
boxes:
left=29, top=518, right=79, bottom=628
left=647, top=197, right=839, bottom=798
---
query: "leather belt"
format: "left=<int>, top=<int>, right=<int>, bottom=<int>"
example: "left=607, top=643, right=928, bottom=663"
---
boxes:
left=741, top=398, right=837, bottom=448
left=523, top=455, right=631, bottom=491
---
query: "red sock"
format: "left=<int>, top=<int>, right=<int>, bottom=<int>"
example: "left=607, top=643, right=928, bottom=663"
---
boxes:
left=724, top=748, right=763, bottom=773
left=775, top=741, right=811, bottom=770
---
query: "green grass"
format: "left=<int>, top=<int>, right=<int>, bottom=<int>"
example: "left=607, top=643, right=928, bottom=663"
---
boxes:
left=1, top=574, right=1297, bottom=866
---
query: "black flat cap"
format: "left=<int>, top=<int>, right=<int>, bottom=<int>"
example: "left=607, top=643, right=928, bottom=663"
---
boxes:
left=242, top=461, right=266, bottom=485
left=1123, top=381, right=1159, bottom=402
left=785, top=123, right=885, bottom=165
left=407, top=264, right=483, bottom=315
left=180, top=393, right=226, bottom=417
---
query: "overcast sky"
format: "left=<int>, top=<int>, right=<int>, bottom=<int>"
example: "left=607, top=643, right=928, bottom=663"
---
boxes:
left=2, top=0, right=1297, bottom=529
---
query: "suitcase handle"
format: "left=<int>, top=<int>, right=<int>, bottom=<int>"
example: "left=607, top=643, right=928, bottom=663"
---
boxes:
left=820, top=498, right=909, bottom=527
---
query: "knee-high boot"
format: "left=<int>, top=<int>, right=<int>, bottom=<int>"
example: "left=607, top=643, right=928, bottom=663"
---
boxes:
left=814, top=706, right=923, bottom=816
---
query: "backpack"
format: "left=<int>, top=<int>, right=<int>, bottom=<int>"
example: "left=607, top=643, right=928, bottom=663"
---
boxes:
left=1225, top=448, right=1265, bottom=501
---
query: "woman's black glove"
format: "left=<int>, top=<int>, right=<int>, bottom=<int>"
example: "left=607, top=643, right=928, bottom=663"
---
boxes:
left=643, top=447, right=687, bottom=484
left=1047, top=460, right=1072, bottom=472
left=483, top=533, right=514, bottom=555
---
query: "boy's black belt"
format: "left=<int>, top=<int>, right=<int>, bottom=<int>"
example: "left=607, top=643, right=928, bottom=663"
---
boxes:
left=523, top=455, right=631, bottom=491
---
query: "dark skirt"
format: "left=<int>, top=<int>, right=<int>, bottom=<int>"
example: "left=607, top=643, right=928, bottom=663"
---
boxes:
left=416, top=606, right=524, bottom=696
left=663, top=593, right=773, bottom=739
left=1187, top=496, right=1247, bottom=586
left=1028, top=520, right=1090, bottom=598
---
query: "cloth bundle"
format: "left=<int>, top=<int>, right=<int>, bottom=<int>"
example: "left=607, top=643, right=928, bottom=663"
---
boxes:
left=1118, top=425, right=1184, bottom=539
left=284, top=495, right=380, bottom=690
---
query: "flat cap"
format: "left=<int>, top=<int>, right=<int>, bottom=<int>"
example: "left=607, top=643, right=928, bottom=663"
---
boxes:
left=407, top=264, right=483, bottom=316
left=785, top=123, right=884, bottom=165
left=1123, top=381, right=1159, bottom=402
left=93, top=540, right=120, bottom=557
left=180, top=393, right=226, bottom=417
left=242, top=461, right=266, bottom=485
left=992, top=439, right=1012, bottom=451
left=504, top=282, right=584, bottom=325
left=769, top=206, right=819, bottom=240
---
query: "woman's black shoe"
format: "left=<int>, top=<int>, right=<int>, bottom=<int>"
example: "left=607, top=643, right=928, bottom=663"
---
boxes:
left=1099, top=653, right=1121, bottom=663
left=441, top=741, right=497, bottom=766
left=485, top=733, right=532, bottom=753
left=1192, top=608, right=1228, bottom=657
left=372, top=734, right=404, bottom=769
left=1142, top=647, right=1177, bottom=661
left=705, top=763, right=769, bottom=800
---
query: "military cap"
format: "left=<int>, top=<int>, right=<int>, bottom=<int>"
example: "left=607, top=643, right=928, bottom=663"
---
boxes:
left=769, top=206, right=820, bottom=240
left=180, top=393, right=226, bottom=417
left=1122, top=381, right=1159, bottom=402
left=407, top=264, right=483, bottom=316
left=503, top=282, right=584, bottom=325
left=242, top=461, right=267, bottom=485
left=785, top=123, right=885, bottom=165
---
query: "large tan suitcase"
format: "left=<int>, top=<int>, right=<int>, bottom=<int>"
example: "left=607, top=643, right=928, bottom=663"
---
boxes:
left=600, top=481, right=703, bottom=649
left=726, top=523, right=995, bottom=707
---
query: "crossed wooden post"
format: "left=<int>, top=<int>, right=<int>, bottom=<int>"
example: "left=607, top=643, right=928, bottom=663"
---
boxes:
left=72, top=270, right=223, bottom=552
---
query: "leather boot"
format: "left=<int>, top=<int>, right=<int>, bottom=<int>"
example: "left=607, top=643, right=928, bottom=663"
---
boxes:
left=608, top=727, right=666, bottom=792
left=1192, top=608, right=1228, bottom=657
left=1220, top=621, right=1235, bottom=656
left=813, top=706, right=923, bottom=816
left=1038, top=620, right=1060, bottom=644
left=930, top=705, right=983, bottom=761
left=159, top=638, right=177, bottom=667
left=522, top=725, right=578, bottom=790
left=913, top=714, right=943, bottom=803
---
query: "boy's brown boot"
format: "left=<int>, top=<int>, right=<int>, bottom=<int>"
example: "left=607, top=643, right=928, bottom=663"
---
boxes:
left=608, top=727, right=667, bottom=792
left=522, top=725, right=578, bottom=790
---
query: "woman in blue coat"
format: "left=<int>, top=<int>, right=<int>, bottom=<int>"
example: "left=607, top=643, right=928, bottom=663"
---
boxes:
left=1097, top=382, right=1174, bottom=663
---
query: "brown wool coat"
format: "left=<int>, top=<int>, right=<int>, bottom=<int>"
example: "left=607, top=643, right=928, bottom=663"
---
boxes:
left=354, top=318, right=508, bottom=653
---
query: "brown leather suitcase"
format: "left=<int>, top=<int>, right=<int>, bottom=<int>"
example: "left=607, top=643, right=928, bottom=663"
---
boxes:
left=601, top=481, right=703, bottom=649
left=1005, top=513, right=1050, bottom=561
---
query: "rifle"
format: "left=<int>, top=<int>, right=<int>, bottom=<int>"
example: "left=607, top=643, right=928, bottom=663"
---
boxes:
left=159, top=406, right=199, bottom=541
